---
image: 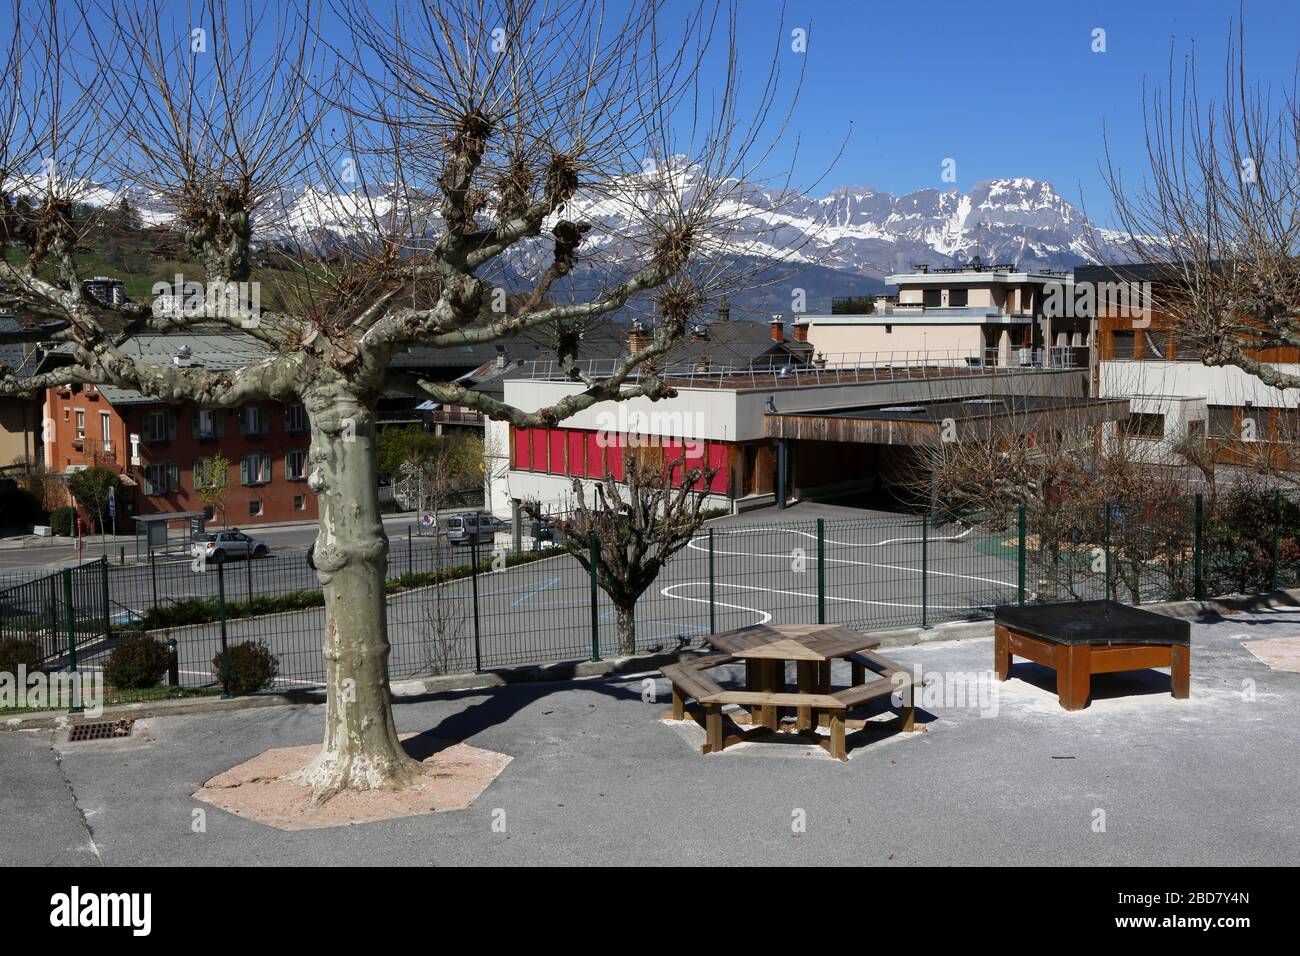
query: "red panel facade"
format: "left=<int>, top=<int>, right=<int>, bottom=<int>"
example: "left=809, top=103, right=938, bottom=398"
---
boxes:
left=508, top=425, right=729, bottom=494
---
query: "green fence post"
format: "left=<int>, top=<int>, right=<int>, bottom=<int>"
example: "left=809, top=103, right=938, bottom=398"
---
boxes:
left=588, top=531, right=601, bottom=662
left=920, top=512, right=929, bottom=629
left=1193, top=494, right=1204, bottom=601
left=64, top=568, right=83, bottom=714
left=100, top=557, right=110, bottom=637
left=816, top=518, right=826, bottom=624
left=246, top=546, right=254, bottom=599
left=1017, top=504, right=1027, bottom=606
left=48, top=574, right=57, bottom=660
left=149, top=549, right=158, bottom=612
left=407, top=525, right=413, bottom=578
left=1103, top=503, right=1112, bottom=601
left=217, top=561, right=231, bottom=698
left=1271, top=490, right=1281, bottom=593
left=470, top=535, right=483, bottom=673
left=708, top=528, right=716, bottom=635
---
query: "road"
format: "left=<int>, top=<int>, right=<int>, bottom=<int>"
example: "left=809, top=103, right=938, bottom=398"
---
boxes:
left=0, top=513, right=441, bottom=575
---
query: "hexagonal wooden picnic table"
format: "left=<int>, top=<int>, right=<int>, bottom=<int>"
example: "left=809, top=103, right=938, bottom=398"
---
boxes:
left=660, top=623, right=921, bottom=760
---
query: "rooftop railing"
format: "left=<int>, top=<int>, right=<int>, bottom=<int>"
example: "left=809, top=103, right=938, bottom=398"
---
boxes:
left=515, top=347, right=1088, bottom=390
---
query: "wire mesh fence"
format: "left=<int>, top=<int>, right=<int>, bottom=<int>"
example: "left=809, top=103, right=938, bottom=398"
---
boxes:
left=4, top=487, right=1298, bottom=699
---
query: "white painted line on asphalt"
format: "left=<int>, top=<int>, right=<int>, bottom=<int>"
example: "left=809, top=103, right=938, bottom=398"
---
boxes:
left=662, top=581, right=1005, bottom=618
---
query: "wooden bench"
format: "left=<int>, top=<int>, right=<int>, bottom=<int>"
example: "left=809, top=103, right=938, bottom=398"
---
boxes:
left=660, top=654, right=735, bottom=753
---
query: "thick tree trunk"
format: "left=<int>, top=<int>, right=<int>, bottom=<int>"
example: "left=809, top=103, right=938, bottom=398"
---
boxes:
left=616, top=605, right=637, bottom=657
left=289, top=392, right=422, bottom=803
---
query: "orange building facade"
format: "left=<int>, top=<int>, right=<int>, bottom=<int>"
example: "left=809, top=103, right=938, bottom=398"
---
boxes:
left=43, top=383, right=318, bottom=527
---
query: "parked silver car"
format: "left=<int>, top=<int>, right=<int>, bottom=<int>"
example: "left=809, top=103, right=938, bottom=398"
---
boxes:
left=193, top=529, right=270, bottom=565
left=445, top=513, right=506, bottom=547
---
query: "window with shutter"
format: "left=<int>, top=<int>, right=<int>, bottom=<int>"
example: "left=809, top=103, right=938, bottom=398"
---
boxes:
left=145, top=462, right=171, bottom=496
left=194, top=409, right=222, bottom=439
left=142, top=410, right=169, bottom=442
left=285, top=404, right=307, bottom=434
left=240, top=406, right=270, bottom=435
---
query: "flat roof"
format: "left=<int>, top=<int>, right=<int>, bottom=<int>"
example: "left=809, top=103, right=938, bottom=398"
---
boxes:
left=885, top=271, right=1074, bottom=287
left=132, top=511, right=207, bottom=523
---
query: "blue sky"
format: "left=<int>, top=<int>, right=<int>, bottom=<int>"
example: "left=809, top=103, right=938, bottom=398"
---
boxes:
left=718, top=0, right=1300, bottom=223
left=42, top=0, right=1300, bottom=228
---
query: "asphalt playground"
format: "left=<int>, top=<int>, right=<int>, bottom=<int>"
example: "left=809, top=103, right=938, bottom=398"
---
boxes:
left=5, top=602, right=1299, bottom=866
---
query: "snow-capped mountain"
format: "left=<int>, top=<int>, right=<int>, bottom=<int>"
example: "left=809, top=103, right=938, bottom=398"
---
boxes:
left=268, top=172, right=1119, bottom=282
left=798, top=177, right=1116, bottom=275
left=59, top=171, right=1126, bottom=314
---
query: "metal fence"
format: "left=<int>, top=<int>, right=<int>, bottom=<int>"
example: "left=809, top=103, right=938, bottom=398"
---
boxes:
left=5, top=489, right=1298, bottom=696
left=0, top=557, right=110, bottom=667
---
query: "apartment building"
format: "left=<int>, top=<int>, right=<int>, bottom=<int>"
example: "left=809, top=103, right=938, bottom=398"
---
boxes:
left=794, top=261, right=1089, bottom=370
left=38, top=334, right=317, bottom=526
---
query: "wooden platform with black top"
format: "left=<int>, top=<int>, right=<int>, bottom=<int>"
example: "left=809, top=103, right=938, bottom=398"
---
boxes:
left=659, top=623, right=922, bottom=760
left=993, top=600, right=1191, bottom=711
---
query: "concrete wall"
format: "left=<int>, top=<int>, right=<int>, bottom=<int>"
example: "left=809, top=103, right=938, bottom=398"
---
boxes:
left=1099, top=360, right=1300, bottom=410
left=0, top=397, right=38, bottom=468
left=807, top=323, right=983, bottom=361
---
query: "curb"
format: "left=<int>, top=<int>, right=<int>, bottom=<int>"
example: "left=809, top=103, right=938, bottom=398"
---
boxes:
left=3, top=690, right=299, bottom=730
left=7, top=587, right=1299, bottom=732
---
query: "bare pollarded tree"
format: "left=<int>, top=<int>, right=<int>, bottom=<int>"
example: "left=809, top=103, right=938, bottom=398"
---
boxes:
left=1104, top=21, right=1300, bottom=390
left=549, top=451, right=717, bottom=656
left=0, top=0, right=813, bottom=801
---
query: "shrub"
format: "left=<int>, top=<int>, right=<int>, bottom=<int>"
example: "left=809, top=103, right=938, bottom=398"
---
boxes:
left=105, top=633, right=171, bottom=689
left=212, top=640, right=279, bottom=694
left=0, top=637, right=44, bottom=676
left=49, top=506, right=76, bottom=537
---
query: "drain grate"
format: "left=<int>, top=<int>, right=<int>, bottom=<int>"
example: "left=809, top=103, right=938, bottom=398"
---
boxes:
left=68, top=719, right=135, bottom=742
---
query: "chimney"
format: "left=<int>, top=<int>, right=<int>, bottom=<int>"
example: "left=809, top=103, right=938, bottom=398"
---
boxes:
left=173, top=344, right=193, bottom=367
left=793, top=320, right=809, bottom=343
left=813, top=351, right=827, bottom=369
left=690, top=323, right=708, bottom=343
left=717, top=297, right=730, bottom=324
left=695, top=352, right=710, bottom=373
left=769, top=314, right=784, bottom=342
left=495, top=347, right=509, bottom=369
left=629, top=318, right=649, bottom=355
